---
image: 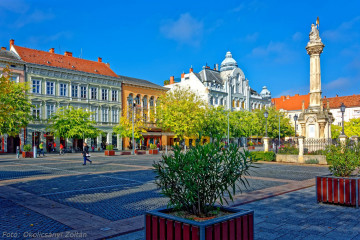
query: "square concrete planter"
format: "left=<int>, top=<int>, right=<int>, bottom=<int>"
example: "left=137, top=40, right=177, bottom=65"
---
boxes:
left=22, top=152, right=33, bottom=158
left=145, top=206, right=254, bottom=240
left=105, top=150, right=115, bottom=156
left=149, top=149, right=158, bottom=154
left=316, top=175, right=360, bottom=208
left=248, top=146, right=255, bottom=150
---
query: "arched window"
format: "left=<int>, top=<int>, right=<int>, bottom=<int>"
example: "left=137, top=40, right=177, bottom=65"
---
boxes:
left=127, top=94, right=133, bottom=107
left=220, top=98, right=223, bottom=105
left=242, top=101, right=245, bottom=109
left=142, top=96, right=148, bottom=108
left=134, top=94, right=140, bottom=105
left=210, top=97, right=213, bottom=105
left=149, top=97, right=155, bottom=107
left=232, top=100, right=235, bottom=108
left=237, top=101, right=240, bottom=108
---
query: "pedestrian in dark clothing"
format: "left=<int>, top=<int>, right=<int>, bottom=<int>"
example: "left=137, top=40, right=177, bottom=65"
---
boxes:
left=82, top=143, right=92, bottom=165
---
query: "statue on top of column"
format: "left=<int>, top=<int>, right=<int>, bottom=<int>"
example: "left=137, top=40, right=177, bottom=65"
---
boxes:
left=309, top=17, right=322, bottom=43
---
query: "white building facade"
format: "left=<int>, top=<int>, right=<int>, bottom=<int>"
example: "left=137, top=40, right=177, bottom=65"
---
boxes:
left=165, top=51, right=272, bottom=111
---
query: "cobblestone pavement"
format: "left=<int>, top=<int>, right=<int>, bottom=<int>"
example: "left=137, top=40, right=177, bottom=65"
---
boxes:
left=0, top=152, right=332, bottom=239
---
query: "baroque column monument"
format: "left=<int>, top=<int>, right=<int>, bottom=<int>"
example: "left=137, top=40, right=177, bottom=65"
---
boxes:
left=298, top=18, right=334, bottom=139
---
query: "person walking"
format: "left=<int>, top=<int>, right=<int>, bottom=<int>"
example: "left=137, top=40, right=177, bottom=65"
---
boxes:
left=82, top=143, right=92, bottom=165
left=38, top=142, right=45, bottom=157
left=53, top=142, right=57, bottom=152
left=59, top=143, right=64, bottom=155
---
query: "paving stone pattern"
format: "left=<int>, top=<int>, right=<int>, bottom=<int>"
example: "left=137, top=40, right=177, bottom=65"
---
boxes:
left=0, top=197, right=72, bottom=239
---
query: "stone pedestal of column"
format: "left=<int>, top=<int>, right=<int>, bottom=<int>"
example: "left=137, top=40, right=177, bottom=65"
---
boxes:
left=97, top=134, right=102, bottom=151
left=297, top=136, right=305, bottom=164
left=117, top=134, right=122, bottom=150
left=107, top=132, right=112, bottom=146
left=339, top=135, right=347, bottom=146
left=66, top=138, right=74, bottom=152
left=263, top=137, right=270, bottom=152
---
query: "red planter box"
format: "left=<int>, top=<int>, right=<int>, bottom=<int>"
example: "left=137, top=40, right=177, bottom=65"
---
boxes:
left=120, top=151, right=131, bottom=155
left=146, top=207, right=254, bottom=240
left=22, top=152, right=33, bottom=158
left=316, top=175, right=360, bottom=208
left=149, top=149, right=158, bottom=154
left=105, top=150, right=115, bottom=156
left=248, top=146, right=255, bottom=150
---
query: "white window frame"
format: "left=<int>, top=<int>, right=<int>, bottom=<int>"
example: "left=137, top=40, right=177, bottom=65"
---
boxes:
left=46, top=104, right=55, bottom=118
left=102, top=89, right=108, bottom=101
left=46, top=81, right=55, bottom=95
left=59, top=83, right=67, bottom=97
left=32, top=79, right=41, bottom=94
left=91, top=87, right=97, bottom=100
left=112, top=109, right=119, bottom=123
left=112, top=90, right=118, bottom=102
left=80, top=86, right=87, bottom=99
left=102, top=108, right=108, bottom=122
left=32, top=104, right=41, bottom=120
left=72, top=85, right=78, bottom=98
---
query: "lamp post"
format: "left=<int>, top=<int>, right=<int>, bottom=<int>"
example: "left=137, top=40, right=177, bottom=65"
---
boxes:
left=340, top=103, right=346, bottom=135
left=132, top=103, right=136, bottom=155
left=227, top=110, right=230, bottom=145
left=293, top=114, right=298, bottom=139
left=264, top=110, right=268, bottom=137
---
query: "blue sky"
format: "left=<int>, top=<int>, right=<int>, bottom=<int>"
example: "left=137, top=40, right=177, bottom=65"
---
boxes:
left=0, top=0, right=359, bottom=98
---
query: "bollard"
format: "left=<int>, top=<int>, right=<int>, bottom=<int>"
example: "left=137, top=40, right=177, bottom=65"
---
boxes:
left=33, top=145, right=37, bottom=158
left=16, top=146, right=20, bottom=159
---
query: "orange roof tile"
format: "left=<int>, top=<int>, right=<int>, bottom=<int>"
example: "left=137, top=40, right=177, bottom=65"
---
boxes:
left=272, top=94, right=310, bottom=111
left=12, top=45, right=118, bottom=78
left=272, top=93, right=360, bottom=111
left=325, top=94, right=360, bottom=109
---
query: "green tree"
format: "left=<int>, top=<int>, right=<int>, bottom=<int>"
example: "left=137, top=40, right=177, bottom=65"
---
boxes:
left=201, top=106, right=227, bottom=141
left=331, top=124, right=342, bottom=139
left=253, top=108, right=294, bottom=138
left=0, top=66, right=33, bottom=136
left=47, top=106, right=100, bottom=141
left=113, top=108, right=147, bottom=140
left=229, top=110, right=259, bottom=138
left=156, top=86, right=206, bottom=140
left=345, top=118, right=360, bottom=137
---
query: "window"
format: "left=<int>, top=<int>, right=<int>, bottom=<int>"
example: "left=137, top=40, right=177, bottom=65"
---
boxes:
left=215, top=97, right=218, bottom=105
left=32, top=79, right=41, bottom=94
left=102, top=89, right=108, bottom=101
left=46, top=82, right=55, bottom=95
left=143, top=97, right=147, bottom=108
left=46, top=104, right=55, bottom=118
left=102, top=108, right=108, bottom=122
left=92, top=108, right=99, bottom=122
left=10, top=75, right=19, bottom=82
left=112, top=109, right=119, bottom=123
left=149, top=98, right=154, bottom=107
left=59, top=83, right=67, bottom=96
left=32, top=104, right=41, bottom=120
left=134, top=95, right=140, bottom=104
left=71, top=85, right=78, bottom=98
left=80, top=86, right=87, bottom=99
left=91, top=87, right=97, bottom=100
left=112, top=90, right=118, bottom=102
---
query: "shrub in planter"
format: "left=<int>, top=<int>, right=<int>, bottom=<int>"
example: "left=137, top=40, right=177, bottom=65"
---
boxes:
left=149, top=144, right=158, bottom=154
left=22, top=144, right=33, bottom=158
left=250, top=151, right=275, bottom=161
left=105, top=145, right=115, bottom=156
left=278, top=144, right=299, bottom=155
left=148, top=143, right=255, bottom=239
left=247, top=141, right=255, bottom=150
left=317, top=142, right=360, bottom=207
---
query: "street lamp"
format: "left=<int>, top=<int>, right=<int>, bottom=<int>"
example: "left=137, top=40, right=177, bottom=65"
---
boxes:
left=293, top=114, right=298, bottom=139
left=227, top=110, right=230, bottom=145
left=264, top=110, right=269, bottom=137
left=132, top=102, right=136, bottom=155
left=340, top=103, right=346, bottom=135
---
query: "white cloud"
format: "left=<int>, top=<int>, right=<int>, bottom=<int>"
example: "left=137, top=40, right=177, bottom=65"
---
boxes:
left=14, top=9, right=55, bottom=28
left=160, top=13, right=203, bottom=47
left=292, top=32, right=303, bottom=41
left=322, top=16, right=360, bottom=42
left=27, top=32, right=72, bottom=45
left=230, top=0, right=265, bottom=13
left=0, top=0, right=29, bottom=14
left=324, top=77, right=350, bottom=90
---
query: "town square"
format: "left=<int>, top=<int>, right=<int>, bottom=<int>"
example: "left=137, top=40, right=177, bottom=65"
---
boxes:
left=1, top=0, right=360, bottom=239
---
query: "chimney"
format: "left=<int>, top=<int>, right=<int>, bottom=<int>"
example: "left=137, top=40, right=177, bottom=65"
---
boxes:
left=336, top=94, right=338, bottom=97
left=106, top=63, right=110, bottom=67
left=205, top=66, right=210, bottom=69
left=98, top=57, right=102, bottom=63
left=216, top=63, right=219, bottom=71
left=286, top=95, right=290, bottom=99
left=281, top=96, right=286, bottom=101
left=214, top=64, right=216, bottom=70
left=1, top=47, right=6, bottom=50
left=295, top=94, right=299, bottom=96
left=189, top=67, right=193, bottom=73
left=49, top=48, right=55, bottom=53
left=181, top=72, right=185, bottom=78
left=64, top=51, right=72, bottom=57
left=9, top=39, right=14, bottom=47
left=170, top=76, right=175, bottom=85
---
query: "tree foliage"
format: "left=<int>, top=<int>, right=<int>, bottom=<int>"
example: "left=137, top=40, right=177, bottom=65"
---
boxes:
left=0, top=66, right=33, bottom=136
left=331, top=124, right=342, bottom=139
left=156, top=86, right=206, bottom=140
left=113, top=108, right=147, bottom=139
left=201, top=106, right=227, bottom=140
left=229, top=110, right=258, bottom=138
left=344, top=118, right=360, bottom=137
left=47, top=106, right=100, bottom=139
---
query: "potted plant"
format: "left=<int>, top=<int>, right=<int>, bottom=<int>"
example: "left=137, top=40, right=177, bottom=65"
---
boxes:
left=149, top=144, right=158, bottom=154
left=147, top=142, right=255, bottom=239
left=22, top=144, right=33, bottom=158
left=316, top=141, right=360, bottom=207
left=247, top=141, right=255, bottom=150
left=105, top=145, right=115, bottom=156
